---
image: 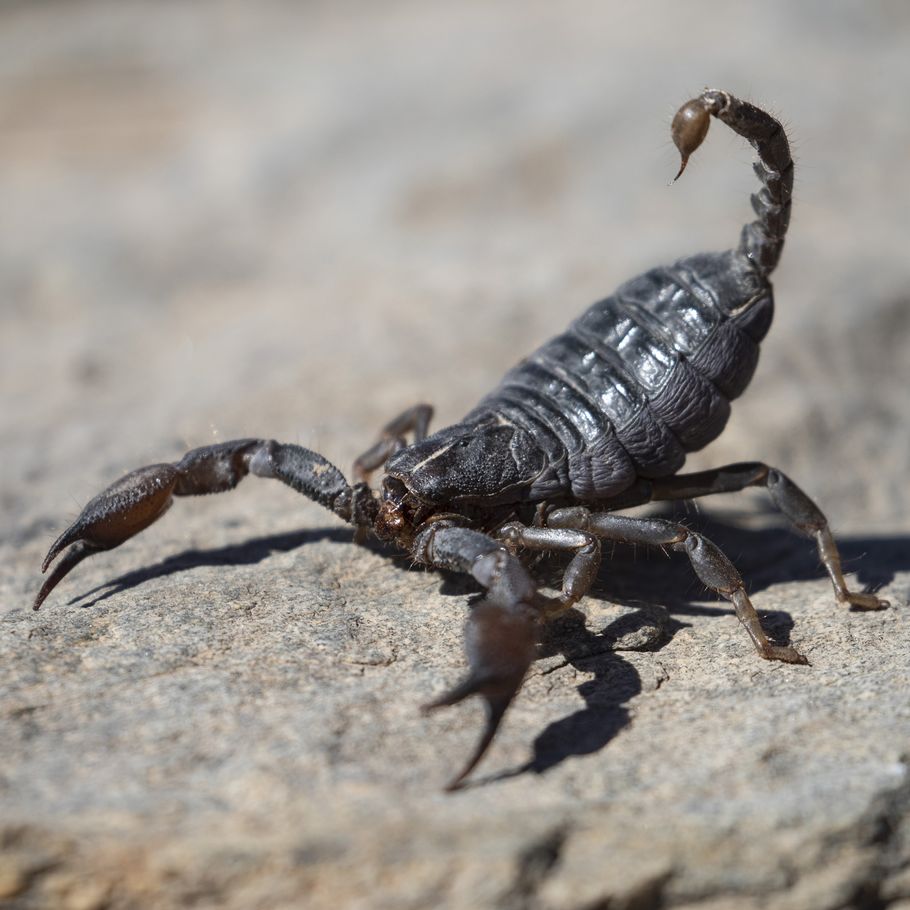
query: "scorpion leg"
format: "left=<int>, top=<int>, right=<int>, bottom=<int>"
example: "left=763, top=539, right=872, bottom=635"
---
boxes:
left=497, top=521, right=601, bottom=616
left=34, top=439, right=362, bottom=611
left=547, top=508, right=809, bottom=665
left=645, top=463, right=890, bottom=610
left=414, top=523, right=549, bottom=790
left=352, top=403, right=433, bottom=484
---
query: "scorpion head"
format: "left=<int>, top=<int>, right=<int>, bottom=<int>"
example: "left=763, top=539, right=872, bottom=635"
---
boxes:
left=382, top=422, right=547, bottom=511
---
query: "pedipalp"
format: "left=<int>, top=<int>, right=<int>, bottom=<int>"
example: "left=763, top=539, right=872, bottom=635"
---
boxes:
left=35, top=439, right=357, bottom=611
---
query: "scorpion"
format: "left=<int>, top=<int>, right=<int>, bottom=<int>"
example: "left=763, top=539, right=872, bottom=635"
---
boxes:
left=33, top=89, right=889, bottom=790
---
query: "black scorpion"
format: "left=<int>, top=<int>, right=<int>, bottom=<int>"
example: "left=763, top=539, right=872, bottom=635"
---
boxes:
left=34, top=90, right=889, bottom=789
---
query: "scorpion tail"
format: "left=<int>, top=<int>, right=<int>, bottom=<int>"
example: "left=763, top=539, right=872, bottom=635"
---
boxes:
left=672, top=89, right=794, bottom=277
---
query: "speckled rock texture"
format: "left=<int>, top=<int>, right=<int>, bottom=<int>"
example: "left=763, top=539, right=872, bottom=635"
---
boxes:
left=2, top=2, right=909, bottom=908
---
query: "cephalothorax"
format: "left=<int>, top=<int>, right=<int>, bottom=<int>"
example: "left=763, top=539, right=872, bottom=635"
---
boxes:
left=35, top=90, right=888, bottom=789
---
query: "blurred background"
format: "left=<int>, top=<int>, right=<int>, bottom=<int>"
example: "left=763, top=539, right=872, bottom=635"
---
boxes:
left=2, top=0, right=909, bottom=556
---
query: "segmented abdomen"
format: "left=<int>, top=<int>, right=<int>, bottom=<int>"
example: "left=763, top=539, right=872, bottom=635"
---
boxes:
left=466, top=249, right=774, bottom=500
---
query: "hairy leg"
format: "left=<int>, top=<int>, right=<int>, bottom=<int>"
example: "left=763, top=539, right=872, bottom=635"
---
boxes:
left=352, top=403, right=433, bottom=484
left=497, top=521, right=601, bottom=615
left=645, top=463, right=889, bottom=610
left=547, top=507, right=808, bottom=665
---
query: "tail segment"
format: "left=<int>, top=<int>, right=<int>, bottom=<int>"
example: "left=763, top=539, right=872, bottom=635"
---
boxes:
left=672, top=89, right=794, bottom=278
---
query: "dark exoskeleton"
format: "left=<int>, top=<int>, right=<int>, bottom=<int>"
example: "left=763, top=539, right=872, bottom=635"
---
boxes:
left=35, top=90, right=889, bottom=789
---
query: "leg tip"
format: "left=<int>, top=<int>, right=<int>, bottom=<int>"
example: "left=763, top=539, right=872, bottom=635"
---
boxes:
left=761, top=644, right=810, bottom=666
left=840, top=591, right=890, bottom=611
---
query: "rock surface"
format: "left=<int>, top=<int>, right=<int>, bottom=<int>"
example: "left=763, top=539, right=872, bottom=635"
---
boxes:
left=2, top=2, right=909, bottom=908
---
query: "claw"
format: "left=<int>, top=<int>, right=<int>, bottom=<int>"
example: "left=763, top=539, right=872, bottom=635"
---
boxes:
left=34, top=464, right=179, bottom=610
left=34, top=541, right=102, bottom=611
left=33, top=439, right=356, bottom=612
left=423, top=599, right=538, bottom=790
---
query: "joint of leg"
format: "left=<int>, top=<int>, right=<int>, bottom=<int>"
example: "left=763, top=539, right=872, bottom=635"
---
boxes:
left=795, top=518, right=825, bottom=534
left=538, top=592, right=572, bottom=618
left=497, top=522, right=524, bottom=547
left=667, top=529, right=689, bottom=547
left=174, top=439, right=261, bottom=495
left=472, top=549, right=507, bottom=588
left=547, top=507, right=590, bottom=531
left=745, top=462, right=771, bottom=486
left=248, top=440, right=277, bottom=478
left=766, top=469, right=826, bottom=531
left=686, top=533, right=742, bottom=594
left=474, top=549, right=537, bottom=606
left=577, top=537, right=600, bottom=557
left=410, top=519, right=458, bottom=566
left=348, top=482, right=378, bottom=527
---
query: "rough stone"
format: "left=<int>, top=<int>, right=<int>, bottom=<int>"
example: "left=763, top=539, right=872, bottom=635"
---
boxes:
left=2, top=2, right=909, bottom=908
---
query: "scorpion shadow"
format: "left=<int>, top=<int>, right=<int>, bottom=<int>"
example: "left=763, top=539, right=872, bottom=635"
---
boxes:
left=65, top=509, right=908, bottom=781
left=70, top=507, right=908, bottom=613
left=436, top=505, right=908, bottom=784
left=602, top=502, right=907, bottom=606
left=457, top=607, right=654, bottom=789
left=67, top=526, right=361, bottom=609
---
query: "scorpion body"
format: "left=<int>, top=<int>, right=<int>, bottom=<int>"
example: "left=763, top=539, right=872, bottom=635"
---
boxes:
left=396, top=247, right=769, bottom=504
left=389, top=91, right=787, bottom=510
left=34, top=90, right=888, bottom=789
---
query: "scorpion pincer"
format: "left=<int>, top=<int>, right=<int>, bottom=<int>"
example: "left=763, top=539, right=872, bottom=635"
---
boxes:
left=34, top=89, right=889, bottom=790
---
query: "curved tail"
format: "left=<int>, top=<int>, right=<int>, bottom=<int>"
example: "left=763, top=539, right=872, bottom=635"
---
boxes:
left=672, top=89, right=794, bottom=278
